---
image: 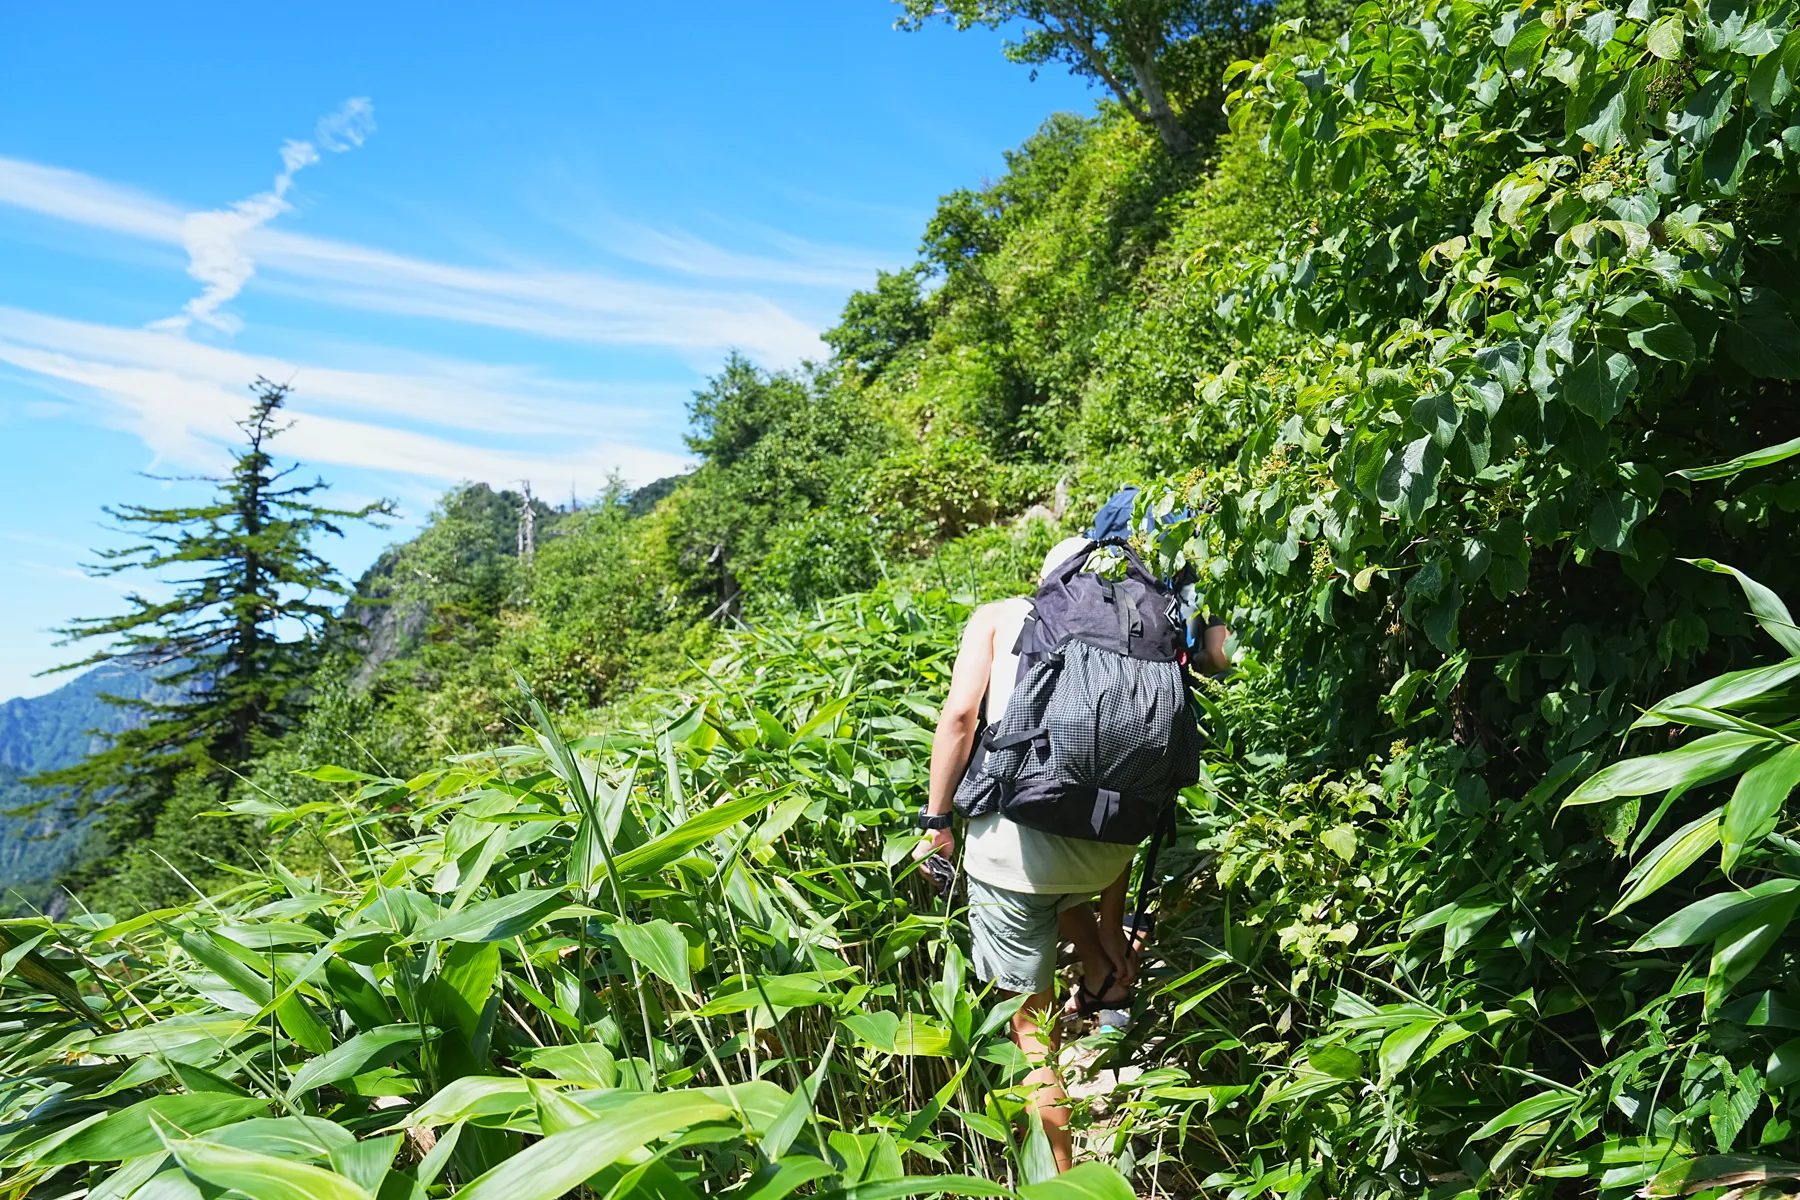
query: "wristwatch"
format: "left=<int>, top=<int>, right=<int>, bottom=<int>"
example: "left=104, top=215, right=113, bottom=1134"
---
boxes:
left=916, top=811, right=953, bottom=831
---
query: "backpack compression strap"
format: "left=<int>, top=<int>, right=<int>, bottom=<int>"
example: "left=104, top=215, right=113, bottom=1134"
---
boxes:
left=1126, top=803, right=1178, bottom=951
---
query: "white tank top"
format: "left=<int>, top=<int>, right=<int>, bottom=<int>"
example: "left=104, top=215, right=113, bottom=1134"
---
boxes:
left=961, top=599, right=1139, bottom=895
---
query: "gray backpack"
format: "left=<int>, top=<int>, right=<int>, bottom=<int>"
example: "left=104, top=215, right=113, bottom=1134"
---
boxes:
left=952, top=539, right=1200, bottom=845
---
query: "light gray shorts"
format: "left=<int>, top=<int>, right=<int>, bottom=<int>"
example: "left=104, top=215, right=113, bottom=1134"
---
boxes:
left=966, top=876, right=1094, bottom=996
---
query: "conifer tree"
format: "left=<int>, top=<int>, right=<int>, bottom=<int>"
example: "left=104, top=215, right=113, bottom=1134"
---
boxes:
left=32, top=379, right=393, bottom=843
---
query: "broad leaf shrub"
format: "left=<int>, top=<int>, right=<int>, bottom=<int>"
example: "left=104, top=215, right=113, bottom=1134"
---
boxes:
left=0, top=583, right=1154, bottom=1198
left=22, top=0, right=1800, bottom=1195
left=1126, top=0, right=1800, bottom=1190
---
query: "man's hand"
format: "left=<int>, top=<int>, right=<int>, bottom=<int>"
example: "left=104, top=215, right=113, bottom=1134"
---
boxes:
left=912, top=828, right=955, bottom=861
left=1097, top=920, right=1138, bottom=988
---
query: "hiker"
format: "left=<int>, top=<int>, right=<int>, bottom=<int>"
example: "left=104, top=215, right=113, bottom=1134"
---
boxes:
left=915, top=531, right=1229, bottom=1172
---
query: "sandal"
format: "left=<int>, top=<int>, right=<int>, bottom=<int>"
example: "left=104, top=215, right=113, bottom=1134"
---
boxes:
left=1069, top=970, right=1135, bottom=1029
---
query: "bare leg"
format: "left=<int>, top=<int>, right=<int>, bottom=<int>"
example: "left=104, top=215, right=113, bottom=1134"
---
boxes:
left=1057, top=905, right=1129, bottom=1008
left=1009, top=987, right=1074, bottom=1173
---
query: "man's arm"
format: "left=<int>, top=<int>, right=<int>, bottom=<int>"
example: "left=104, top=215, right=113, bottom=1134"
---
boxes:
left=1199, top=621, right=1231, bottom=676
left=916, top=605, right=1000, bottom=860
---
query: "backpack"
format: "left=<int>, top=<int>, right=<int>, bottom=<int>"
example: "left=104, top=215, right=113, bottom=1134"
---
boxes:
left=952, top=538, right=1200, bottom=845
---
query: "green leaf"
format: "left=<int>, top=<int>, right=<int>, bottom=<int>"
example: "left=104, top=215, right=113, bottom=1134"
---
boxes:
left=611, top=788, right=784, bottom=881
left=1648, top=14, right=1684, bottom=58
left=1588, top=492, right=1645, bottom=554
left=453, top=1092, right=734, bottom=1200
left=845, top=1011, right=900, bottom=1053
left=1412, top=392, right=1461, bottom=448
left=1631, top=878, right=1800, bottom=950
left=1611, top=808, right=1722, bottom=915
left=1704, top=110, right=1757, bottom=194
left=1377, top=436, right=1443, bottom=524
left=329, top=1133, right=400, bottom=1194
left=1022, top=1101, right=1057, bottom=1184
left=751, top=706, right=794, bottom=751
left=1725, top=290, right=1800, bottom=378
left=1769, top=1037, right=1800, bottom=1086
left=1319, top=823, right=1358, bottom=861
left=39, top=1093, right=269, bottom=1164
left=88, top=1013, right=248, bottom=1057
left=1722, top=744, right=1800, bottom=873
left=612, top=919, right=693, bottom=994
left=297, top=765, right=381, bottom=783
left=1468, top=1091, right=1578, bottom=1141
left=1378, top=1018, right=1440, bottom=1078
left=1634, top=660, right=1800, bottom=728
left=1443, top=903, right=1503, bottom=957
left=794, top=697, right=852, bottom=742
left=286, top=1024, right=427, bottom=1097
left=740, top=1158, right=841, bottom=1200
left=179, top=930, right=273, bottom=1006
left=1017, top=1163, right=1134, bottom=1200
left=849, top=1177, right=1018, bottom=1200
left=1751, top=44, right=1793, bottom=109
left=524, top=1042, right=617, bottom=1086
left=160, top=1129, right=375, bottom=1200
left=1677, top=434, right=1800, bottom=481
left=892, top=1014, right=954, bottom=1056
left=205, top=1116, right=355, bottom=1160
left=413, top=888, right=567, bottom=943
left=88, top=1154, right=173, bottom=1200
left=1686, top=559, right=1800, bottom=655
left=1644, top=1155, right=1800, bottom=1198
left=764, top=1040, right=834, bottom=1161
left=1564, top=349, right=1638, bottom=422
left=530, top=1077, right=598, bottom=1135
left=1670, top=72, right=1735, bottom=148
left=1308, top=1044, right=1363, bottom=1079
left=1561, top=732, right=1779, bottom=808
left=699, top=972, right=843, bottom=1016
left=0, top=926, right=95, bottom=1022
left=1708, top=886, right=1800, bottom=1009
left=1630, top=321, right=1696, bottom=363
left=1503, top=17, right=1553, bottom=73
left=401, top=1076, right=536, bottom=1129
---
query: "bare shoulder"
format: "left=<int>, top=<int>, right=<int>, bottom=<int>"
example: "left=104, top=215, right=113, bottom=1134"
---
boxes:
left=976, top=596, right=1033, bottom=620
left=967, top=596, right=1031, bottom=634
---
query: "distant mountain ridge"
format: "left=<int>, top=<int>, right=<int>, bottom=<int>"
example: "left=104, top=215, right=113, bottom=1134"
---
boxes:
left=0, top=664, right=163, bottom=774
left=0, top=664, right=175, bottom=899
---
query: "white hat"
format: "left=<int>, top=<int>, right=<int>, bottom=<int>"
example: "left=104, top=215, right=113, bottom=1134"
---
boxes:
left=1040, top=536, right=1091, bottom=582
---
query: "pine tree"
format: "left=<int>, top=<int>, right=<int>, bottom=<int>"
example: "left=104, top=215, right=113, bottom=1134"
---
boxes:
left=32, top=379, right=393, bottom=844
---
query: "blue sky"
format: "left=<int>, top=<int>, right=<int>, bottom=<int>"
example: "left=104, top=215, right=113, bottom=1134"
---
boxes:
left=0, top=3, right=1093, bottom=700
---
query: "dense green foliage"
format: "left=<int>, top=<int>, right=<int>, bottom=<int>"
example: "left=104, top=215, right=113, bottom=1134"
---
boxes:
left=19, top=0, right=1800, bottom=1193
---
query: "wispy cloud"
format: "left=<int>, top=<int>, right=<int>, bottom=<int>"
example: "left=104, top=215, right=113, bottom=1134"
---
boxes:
left=0, top=307, right=692, bottom=489
left=153, top=97, right=378, bottom=336
left=314, top=97, right=376, bottom=153
left=16, top=559, right=137, bottom=597
left=586, top=218, right=897, bottom=289
left=0, top=151, right=833, bottom=364
left=0, top=158, right=185, bottom=242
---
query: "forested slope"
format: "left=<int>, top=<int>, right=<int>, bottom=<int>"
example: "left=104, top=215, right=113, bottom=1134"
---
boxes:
left=0, top=665, right=180, bottom=903
left=10, top=0, right=1800, bottom=1195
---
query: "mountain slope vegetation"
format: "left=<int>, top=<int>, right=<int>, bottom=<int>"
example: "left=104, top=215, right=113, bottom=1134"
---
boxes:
left=10, top=0, right=1800, bottom=1194
left=0, top=664, right=185, bottom=904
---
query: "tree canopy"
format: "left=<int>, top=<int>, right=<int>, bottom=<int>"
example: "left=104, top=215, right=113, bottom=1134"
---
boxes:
left=32, top=380, right=391, bottom=842
left=895, top=0, right=1275, bottom=151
